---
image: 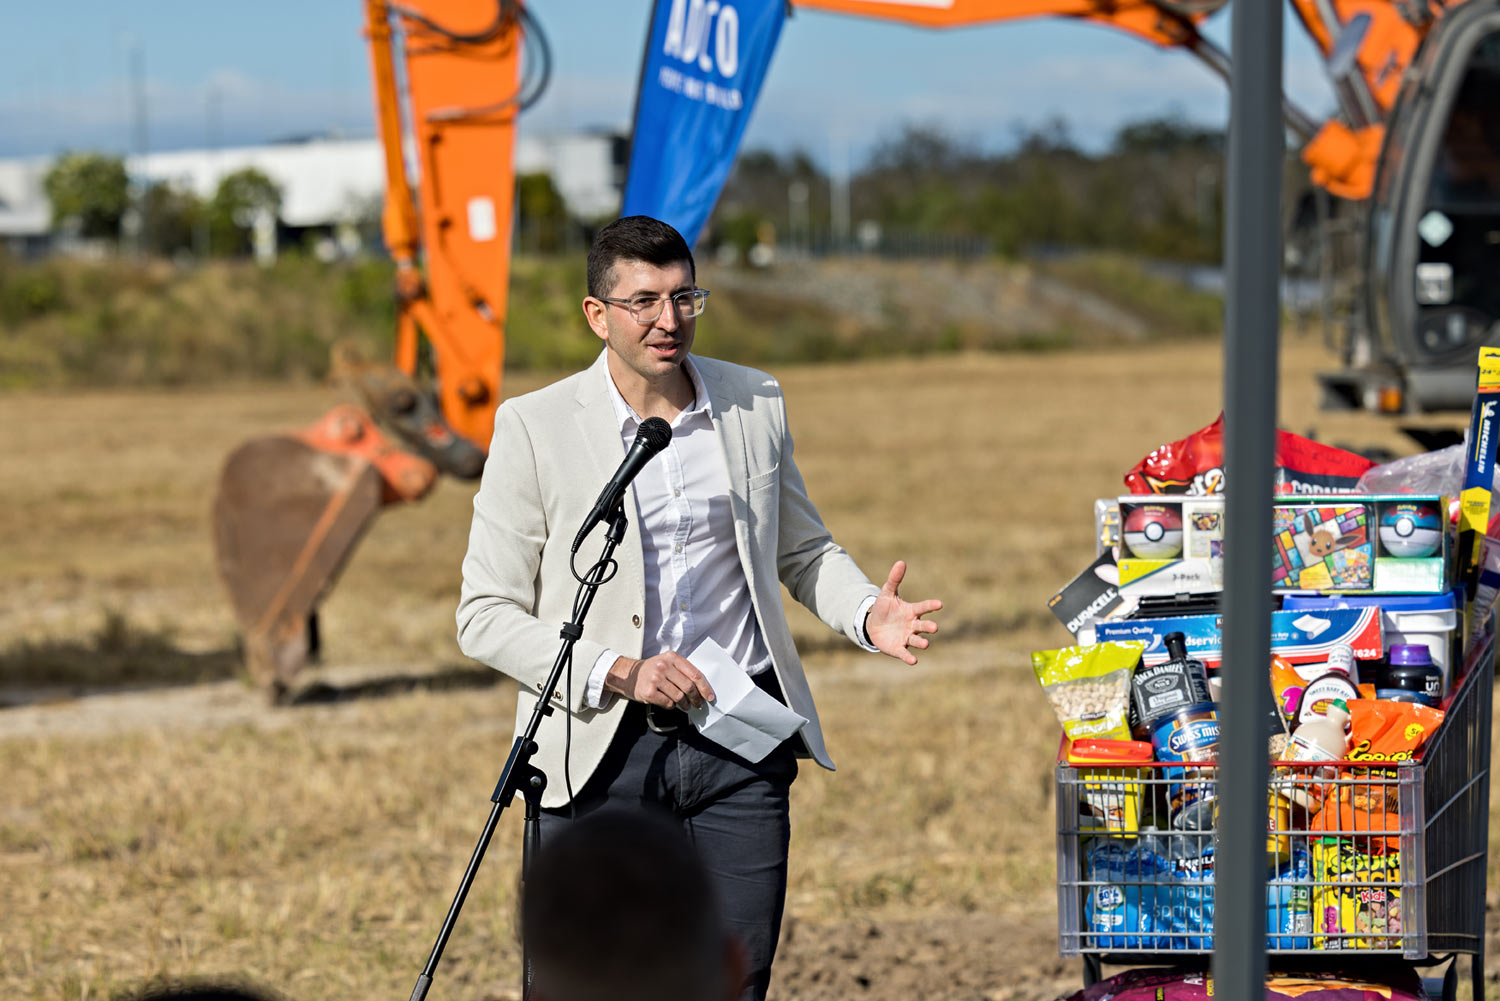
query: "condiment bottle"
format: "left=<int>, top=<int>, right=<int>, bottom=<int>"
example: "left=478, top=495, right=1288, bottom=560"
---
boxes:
left=1294, top=644, right=1359, bottom=731
left=1278, top=699, right=1350, bottom=811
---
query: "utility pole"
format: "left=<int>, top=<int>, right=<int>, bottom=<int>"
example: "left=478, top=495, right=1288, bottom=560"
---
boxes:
left=198, top=86, right=221, bottom=258
left=129, top=39, right=150, bottom=255
left=1215, top=3, right=1283, bottom=997
left=829, top=133, right=850, bottom=252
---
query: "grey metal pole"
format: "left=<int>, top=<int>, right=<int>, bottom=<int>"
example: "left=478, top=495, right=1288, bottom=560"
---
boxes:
left=1213, top=0, right=1282, bottom=996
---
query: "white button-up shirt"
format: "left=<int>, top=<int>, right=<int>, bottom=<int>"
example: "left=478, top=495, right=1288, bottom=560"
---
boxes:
left=585, top=354, right=876, bottom=710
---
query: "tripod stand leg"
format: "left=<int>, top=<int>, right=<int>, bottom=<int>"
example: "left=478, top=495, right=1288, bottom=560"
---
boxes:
left=519, top=765, right=547, bottom=1001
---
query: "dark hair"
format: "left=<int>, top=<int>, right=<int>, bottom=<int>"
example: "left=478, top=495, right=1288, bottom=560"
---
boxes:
left=586, top=216, right=695, bottom=298
left=521, top=809, right=728, bottom=1001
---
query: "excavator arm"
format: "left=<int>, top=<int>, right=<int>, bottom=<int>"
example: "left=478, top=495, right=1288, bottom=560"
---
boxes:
left=212, top=0, right=541, bottom=698
left=791, top=0, right=1221, bottom=45
left=793, top=0, right=1467, bottom=200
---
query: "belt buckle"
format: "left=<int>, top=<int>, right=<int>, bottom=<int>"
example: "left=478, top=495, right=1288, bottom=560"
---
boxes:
left=645, top=705, right=685, bottom=734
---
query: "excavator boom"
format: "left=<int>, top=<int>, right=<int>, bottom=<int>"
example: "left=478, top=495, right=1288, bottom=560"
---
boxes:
left=212, top=1, right=536, bottom=698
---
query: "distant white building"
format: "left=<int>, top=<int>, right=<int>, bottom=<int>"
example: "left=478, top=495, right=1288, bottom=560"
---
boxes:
left=0, top=157, right=53, bottom=255
left=0, top=129, right=626, bottom=255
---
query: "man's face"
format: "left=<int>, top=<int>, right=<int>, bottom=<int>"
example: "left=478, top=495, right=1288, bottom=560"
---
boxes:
left=584, top=258, right=696, bottom=383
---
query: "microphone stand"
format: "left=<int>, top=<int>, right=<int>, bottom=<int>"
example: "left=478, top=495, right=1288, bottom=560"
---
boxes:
left=406, top=501, right=629, bottom=1001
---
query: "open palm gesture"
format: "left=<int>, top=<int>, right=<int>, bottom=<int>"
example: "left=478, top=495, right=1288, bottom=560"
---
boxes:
left=865, top=561, right=943, bottom=666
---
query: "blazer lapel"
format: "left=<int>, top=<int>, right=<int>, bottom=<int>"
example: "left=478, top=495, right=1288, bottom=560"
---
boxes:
left=574, top=353, right=645, bottom=601
left=697, top=357, right=758, bottom=588
left=695, top=358, right=748, bottom=509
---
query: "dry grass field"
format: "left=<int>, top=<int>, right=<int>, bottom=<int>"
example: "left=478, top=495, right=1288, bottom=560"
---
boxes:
left=1, top=332, right=1494, bottom=1001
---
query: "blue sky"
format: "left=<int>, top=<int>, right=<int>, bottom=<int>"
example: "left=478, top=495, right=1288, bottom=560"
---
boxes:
left=0, top=2, right=1336, bottom=162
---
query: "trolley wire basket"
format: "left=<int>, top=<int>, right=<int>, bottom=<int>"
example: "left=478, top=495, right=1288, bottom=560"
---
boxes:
left=1054, top=636, right=1492, bottom=966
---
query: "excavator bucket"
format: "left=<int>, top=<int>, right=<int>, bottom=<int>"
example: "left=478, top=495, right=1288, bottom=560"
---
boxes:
left=211, top=405, right=437, bottom=700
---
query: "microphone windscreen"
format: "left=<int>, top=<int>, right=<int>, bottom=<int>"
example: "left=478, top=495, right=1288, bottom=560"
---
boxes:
left=636, top=417, right=673, bottom=453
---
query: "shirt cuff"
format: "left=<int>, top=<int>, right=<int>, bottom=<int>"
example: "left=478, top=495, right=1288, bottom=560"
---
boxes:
left=854, top=594, right=879, bottom=653
left=586, top=649, right=622, bottom=710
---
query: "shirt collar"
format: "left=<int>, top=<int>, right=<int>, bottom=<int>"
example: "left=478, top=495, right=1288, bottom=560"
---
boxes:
left=600, top=349, right=712, bottom=434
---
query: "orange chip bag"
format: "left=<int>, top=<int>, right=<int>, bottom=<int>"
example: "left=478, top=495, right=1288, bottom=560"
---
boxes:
left=1313, top=700, right=1446, bottom=849
left=1346, top=701, right=1444, bottom=764
left=1309, top=778, right=1403, bottom=848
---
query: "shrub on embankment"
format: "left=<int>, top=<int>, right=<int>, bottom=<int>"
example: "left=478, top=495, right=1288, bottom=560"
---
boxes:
left=0, top=251, right=1223, bottom=389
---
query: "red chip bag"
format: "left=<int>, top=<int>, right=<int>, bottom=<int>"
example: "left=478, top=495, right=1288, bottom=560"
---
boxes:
left=1124, top=414, right=1375, bottom=495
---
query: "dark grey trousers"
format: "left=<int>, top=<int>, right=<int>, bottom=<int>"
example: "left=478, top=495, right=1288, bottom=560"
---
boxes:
left=538, top=675, right=799, bottom=1001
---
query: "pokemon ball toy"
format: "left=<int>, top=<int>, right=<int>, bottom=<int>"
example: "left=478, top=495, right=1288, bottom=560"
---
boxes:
left=1123, top=504, right=1184, bottom=559
left=1378, top=502, right=1442, bottom=558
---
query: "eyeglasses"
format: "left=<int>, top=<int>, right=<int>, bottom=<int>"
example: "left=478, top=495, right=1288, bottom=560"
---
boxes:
left=597, top=288, right=710, bottom=323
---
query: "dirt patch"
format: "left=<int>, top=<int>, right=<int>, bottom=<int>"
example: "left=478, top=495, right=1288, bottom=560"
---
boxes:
left=0, top=344, right=1479, bottom=1001
left=775, top=912, right=1081, bottom=1001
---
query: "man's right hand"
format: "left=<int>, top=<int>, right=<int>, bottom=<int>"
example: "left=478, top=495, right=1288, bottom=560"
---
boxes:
left=604, top=651, right=716, bottom=709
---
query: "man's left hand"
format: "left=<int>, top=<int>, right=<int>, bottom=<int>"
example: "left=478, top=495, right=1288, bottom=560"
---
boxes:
left=865, top=561, right=943, bottom=666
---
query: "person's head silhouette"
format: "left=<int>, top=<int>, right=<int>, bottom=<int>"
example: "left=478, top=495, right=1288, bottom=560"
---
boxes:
left=522, top=809, right=748, bottom=1001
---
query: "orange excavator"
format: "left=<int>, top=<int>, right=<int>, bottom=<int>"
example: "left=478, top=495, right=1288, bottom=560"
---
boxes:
left=796, top=0, right=1500, bottom=417
left=213, top=0, right=1500, bottom=697
left=211, top=0, right=547, bottom=698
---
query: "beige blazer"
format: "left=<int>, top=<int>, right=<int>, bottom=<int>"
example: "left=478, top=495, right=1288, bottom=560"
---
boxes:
left=456, top=352, right=879, bottom=807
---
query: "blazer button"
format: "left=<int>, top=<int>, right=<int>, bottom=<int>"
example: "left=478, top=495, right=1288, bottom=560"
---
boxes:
left=632, top=615, right=642, bottom=628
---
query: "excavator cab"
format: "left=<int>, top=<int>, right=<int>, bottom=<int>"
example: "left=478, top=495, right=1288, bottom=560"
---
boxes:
left=1358, top=0, right=1500, bottom=411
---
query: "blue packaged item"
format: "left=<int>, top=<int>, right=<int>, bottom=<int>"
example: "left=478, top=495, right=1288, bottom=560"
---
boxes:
left=1266, top=843, right=1312, bottom=949
left=1084, top=836, right=1168, bottom=949
left=1149, top=703, right=1220, bottom=830
left=1159, top=835, right=1215, bottom=949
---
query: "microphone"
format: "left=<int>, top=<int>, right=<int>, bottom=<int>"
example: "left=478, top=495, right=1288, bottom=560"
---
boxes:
left=571, top=417, right=673, bottom=552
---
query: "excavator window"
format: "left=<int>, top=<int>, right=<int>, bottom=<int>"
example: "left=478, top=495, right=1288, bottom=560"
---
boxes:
left=1363, top=5, right=1500, bottom=406
left=1412, top=44, right=1500, bottom=359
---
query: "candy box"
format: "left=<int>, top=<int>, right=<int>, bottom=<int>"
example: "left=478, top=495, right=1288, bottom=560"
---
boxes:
left=1312, top=838, right=1403, bottom=950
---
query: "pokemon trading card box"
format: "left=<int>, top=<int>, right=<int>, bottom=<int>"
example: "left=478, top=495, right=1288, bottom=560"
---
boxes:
left=1271, top=495, right=1449, bottom=595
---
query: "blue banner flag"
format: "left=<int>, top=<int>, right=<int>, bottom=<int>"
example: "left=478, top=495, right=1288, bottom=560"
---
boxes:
left=623, top=0, right=786, bottom=248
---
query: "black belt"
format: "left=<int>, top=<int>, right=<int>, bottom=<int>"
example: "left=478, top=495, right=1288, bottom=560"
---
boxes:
left=645, top=704, right=688, bottom=734
left=638, top=669, right=785, bottom=735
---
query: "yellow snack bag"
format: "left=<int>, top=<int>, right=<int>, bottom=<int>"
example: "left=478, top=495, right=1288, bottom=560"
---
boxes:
left=1312, top=838, right=1402, bottom=950
left=1031, top=641, right=1145, bottom=743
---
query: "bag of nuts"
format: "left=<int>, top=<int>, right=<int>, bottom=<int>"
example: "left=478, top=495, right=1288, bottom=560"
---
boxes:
left=1032, top=641, right=1146, bottom=743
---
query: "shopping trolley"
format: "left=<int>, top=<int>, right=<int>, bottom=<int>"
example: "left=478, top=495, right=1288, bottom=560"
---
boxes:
left=1054, top=636, right=1493, bottom=999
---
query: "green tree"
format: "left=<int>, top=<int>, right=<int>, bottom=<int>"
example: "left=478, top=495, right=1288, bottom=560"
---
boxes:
left=140, top=181, right=204, bottom=257
left=43, top=152, right=130, bottom=239
left=209, top=168, right=282, bottom=255
left=516, top=172, right=569, bottom=253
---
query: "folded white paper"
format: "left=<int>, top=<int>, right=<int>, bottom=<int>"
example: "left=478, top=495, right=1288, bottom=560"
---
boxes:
left=683, top=637, right=807, bottom=763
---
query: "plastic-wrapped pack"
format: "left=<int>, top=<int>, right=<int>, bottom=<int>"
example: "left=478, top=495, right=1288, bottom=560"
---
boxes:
left=1084, top=837, right=1168, bottom=949
left=1355, top=439, right=1467, bottom=496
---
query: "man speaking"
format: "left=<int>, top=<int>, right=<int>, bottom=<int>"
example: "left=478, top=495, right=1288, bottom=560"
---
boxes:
left=456, top=216, right=942, bottom=1000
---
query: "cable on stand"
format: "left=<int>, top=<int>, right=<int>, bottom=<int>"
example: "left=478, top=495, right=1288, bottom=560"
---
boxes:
left=405, top=500, right=630, bottom=1001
